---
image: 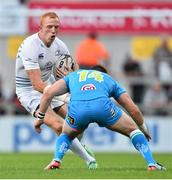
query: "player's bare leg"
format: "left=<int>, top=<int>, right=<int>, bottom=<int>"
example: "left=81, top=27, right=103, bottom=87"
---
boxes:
left=107, top=112, right=166, bottom=171
left=44, top=121, right=97, bottom=170
left=56, top=104, right=95, bottom=158
left=36, top=105, right=97, bottom=170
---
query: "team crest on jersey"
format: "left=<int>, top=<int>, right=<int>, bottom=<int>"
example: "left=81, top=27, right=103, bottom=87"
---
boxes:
left=55, top=50, right=60, bottom=56
left=67, top=115, right=75, bottom=125
left=81, top=84, right=96, bottom=91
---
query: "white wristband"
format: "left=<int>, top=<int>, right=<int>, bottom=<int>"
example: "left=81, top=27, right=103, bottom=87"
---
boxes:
left=37, top=112, right=45, bottom=121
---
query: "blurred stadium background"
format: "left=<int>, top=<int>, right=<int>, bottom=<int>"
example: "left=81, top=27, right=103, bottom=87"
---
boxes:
left=0, top=0, right=172, bottom=159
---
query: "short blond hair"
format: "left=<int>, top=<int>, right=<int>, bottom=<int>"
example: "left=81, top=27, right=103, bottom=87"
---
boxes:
left=40, top=12, right=59, bottom=26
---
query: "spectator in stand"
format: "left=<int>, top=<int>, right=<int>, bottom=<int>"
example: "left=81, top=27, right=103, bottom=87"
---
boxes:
left=19, top=0, right=28, bottom=4
left=0, top=75, right=6, bottom=115
left=167, top=85, right=172, bottom=101
left=143, top=81, right=168, bottom=116
left=153, top=38, right=172, bottom=81
left=122, top=53, right=144, bottom=104
left=167, top=85, right=172, bottom=115
left=123, top=53, right=143, bottom=76
left=75, top=31, right=109, bottom=69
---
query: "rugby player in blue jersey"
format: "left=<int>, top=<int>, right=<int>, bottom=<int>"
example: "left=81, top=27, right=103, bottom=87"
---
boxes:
left=36, top=65, right=166, bottom=171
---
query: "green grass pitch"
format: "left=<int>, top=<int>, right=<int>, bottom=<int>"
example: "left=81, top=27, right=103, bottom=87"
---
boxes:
left=0, top=153, right=171, bottom=179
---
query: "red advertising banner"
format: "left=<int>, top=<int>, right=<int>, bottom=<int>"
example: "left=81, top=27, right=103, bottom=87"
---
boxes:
left=28, top=1, right=172, bottom=34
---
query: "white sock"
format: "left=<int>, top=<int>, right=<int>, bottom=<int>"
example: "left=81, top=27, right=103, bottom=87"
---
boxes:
left=70, top=138, right=95, bottom=164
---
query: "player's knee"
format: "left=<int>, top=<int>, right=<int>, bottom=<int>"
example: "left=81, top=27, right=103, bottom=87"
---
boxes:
left=48, top=122, right=63, bottom=135
left=44, top=116, right=63, bottom=135
left=51, top=120, right=64, bottom=135
left=54, top=125, right=63, bottom=135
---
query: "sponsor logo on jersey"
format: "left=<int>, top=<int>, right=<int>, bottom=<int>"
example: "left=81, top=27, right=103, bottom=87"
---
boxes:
left=67, top=115, right=75, bottom=125
left=81, top=84, right=96, bottom=91
left=55, top=50, right=60, bottom=56
left=45, top=61, right=53, bottom=70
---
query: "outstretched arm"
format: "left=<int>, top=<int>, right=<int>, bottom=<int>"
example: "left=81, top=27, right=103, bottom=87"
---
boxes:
left=34, top=79, right=68, bottom=133
left=39, top=79, right=68, bottom=114
left=117, top=93, right=151, bottom=141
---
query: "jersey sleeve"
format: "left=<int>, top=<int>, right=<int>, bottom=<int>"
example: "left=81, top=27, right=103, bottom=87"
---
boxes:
left=57, top=38, right=70, bottom=55
left=63, top=75, right=70, bottom=89
left=20, top=40, right=40, bottom=70
left=109, top=77, right=126, bottom=100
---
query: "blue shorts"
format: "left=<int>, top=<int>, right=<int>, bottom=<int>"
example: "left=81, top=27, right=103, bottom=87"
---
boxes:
left=65, top=97, right=122, bottom=131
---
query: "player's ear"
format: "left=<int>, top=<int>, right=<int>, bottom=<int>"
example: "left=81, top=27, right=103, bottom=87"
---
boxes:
left=39, top=25, right=42, bottom=31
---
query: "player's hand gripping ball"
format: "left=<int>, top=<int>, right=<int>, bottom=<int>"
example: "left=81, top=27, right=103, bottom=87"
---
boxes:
left=53, top=54, right=75, bottom=80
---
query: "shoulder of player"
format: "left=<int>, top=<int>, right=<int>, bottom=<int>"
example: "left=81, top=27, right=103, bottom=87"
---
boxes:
left=54, top=37, right=68, bottom=48
left=104, top=73, right=117, bottom=83
left=23, top=33, right=40, bottom=49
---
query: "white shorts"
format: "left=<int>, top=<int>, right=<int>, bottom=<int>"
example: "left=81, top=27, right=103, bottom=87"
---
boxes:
left=16, top=89, right=65, bottom=116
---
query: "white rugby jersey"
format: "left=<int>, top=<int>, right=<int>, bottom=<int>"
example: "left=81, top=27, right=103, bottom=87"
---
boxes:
left=16, top=33, right=70, bottom=92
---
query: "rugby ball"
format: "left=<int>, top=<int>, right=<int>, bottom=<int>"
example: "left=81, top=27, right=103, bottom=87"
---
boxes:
left=53, top=54, right=75, bottom=80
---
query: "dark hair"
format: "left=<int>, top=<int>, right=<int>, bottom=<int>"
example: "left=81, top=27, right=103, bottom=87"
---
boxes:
left=90, top=65, right=108, bottom=73
left=88, top=32, right=97, bottom=39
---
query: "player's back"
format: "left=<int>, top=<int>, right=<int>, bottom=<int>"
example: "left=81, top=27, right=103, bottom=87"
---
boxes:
left=63, top=69, right=125, bottom=101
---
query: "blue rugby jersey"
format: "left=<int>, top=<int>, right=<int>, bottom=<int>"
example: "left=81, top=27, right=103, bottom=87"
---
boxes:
left=63, top=69, right=126, bottom=101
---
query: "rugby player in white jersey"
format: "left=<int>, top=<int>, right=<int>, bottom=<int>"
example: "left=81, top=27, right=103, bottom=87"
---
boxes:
left=15, top=12, right=97, bottom=170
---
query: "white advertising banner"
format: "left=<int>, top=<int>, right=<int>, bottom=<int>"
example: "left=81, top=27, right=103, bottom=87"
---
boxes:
left=0, top=116, right=171, bottom=152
